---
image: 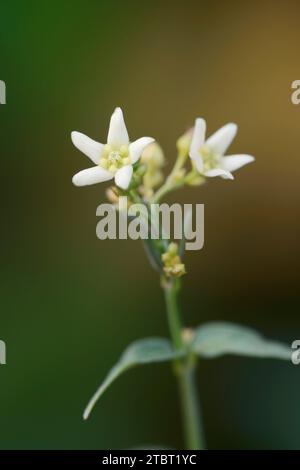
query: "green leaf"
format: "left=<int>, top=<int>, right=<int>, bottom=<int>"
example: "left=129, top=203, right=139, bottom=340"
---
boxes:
left=191, top=322, right=290, bottom=360
left=83, top=337, right=181, bottom=420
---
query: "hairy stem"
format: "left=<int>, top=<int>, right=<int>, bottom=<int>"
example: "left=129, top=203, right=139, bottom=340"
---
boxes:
left=162, top=277, right=205, bottom=450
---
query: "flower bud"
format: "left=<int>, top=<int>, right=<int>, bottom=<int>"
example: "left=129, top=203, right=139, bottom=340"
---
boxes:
left=106, top=187, right=120, bottom=204
left=141, top=142, right=165, bottom=167
left=176, top=128, right=193, bottom=157
left=162, top=242, right=186, bottom=279
left=163, top=263, right=186, bottom=278
left=182, top=328, right=195, bottom=345
left=186, top=174, right=205, bottom=186
left=140, top=143, right=165, bottom=198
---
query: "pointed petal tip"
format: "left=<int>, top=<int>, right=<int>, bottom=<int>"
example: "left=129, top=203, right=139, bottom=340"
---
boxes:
left=71, top=132, right=104, bottom=164
left=224, top=122, right=238, bottom=135
left=70, top=131, right=83, bottom=150
left=222, top=170, right=234, bottom=180
left=195, top=117, right=206, bottom=126
left=113, top=106, right=123, bottom=115
left=71, top=131, right=79, bottom=144
left=108, top=107, right=129, bottom=146
left=222, top=154, right=255, bottom=173
left=72, top=173, right=81, bottom=186
left=228, top=122, right=238, bottom=139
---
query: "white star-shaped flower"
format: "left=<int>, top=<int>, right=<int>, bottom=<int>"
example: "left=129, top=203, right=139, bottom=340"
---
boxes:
left=189, top=118, right=254, bottom=180
left=72, top=107, right=154, bottom=190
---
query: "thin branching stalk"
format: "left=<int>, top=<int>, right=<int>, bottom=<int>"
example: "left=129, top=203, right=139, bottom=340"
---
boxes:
left=162, top=277, right=206, bottom=450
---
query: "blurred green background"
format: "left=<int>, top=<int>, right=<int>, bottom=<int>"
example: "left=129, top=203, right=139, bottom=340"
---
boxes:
left=0, top=0, right=299, bottom=449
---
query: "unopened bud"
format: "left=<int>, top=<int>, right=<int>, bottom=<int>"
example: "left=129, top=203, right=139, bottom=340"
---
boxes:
left=106, top=187, right=119, bottom=204
left=141, top=142, right=165, bottom=167
left=176, top=128, right=193, bottom=157
left=162, top=242, right=186, bottom=278
left=140, top=143, right=165, bottom=196
left=182, top=328, right=195, bottom=344
left=163, top=263, right=186, bottom=278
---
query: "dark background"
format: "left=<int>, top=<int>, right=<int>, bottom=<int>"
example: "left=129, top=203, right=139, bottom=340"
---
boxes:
left=0, top=0, right=299, bottom=449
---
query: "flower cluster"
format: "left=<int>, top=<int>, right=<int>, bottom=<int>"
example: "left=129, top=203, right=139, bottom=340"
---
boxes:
left=71, top=107, right=254, bottom=195
left=71, top=108, right=255, bottom=279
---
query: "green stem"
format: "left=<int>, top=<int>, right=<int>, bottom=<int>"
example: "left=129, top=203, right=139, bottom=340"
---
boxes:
left=152, top=152, right=187, bottom=203
left=163, top=278, right=183, bottom=350
left=176, top=360, right=205, bottom=450
left=162, top=277, right=205, bottom=450
left=152, top=180, right=183, bottom=204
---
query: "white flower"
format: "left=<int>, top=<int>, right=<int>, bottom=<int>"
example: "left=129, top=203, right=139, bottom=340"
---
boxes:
left=72, top=108, right=154, bottom=190
left=189, top=118, right=254, bottom=180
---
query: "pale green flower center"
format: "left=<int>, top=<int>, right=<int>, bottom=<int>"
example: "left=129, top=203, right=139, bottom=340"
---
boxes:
left=99, top=144, right=130, bottom=173
left=199, top=145, right=220, bottom=172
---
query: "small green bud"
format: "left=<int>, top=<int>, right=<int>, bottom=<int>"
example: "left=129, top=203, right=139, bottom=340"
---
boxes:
left=167, top=242, right=179, bottom=256
left=163, top=263, right=186, bottom=279
left=182, top=328, right=194, bottom=345
left=186, top=174, right=205, bottom=186
left=162, top=242, right=186, bottom=279
left=176, top=128, right=193, bottom=157
left=140, top=143, right=165, bottom=198
left=141, top=143, right=165, bottom=167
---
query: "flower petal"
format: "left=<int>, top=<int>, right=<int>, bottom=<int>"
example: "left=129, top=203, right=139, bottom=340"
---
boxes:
left=189, top=118, right=206, bottom=160
left=222, top=154, right=255, bottom=173
left=72, top=166, right=113, bottom=187
left=107, top=107, right=129, bottom=147
left=71, top=132, right=104, bottom=165
left=206, top=123, right=237, bottom=156
left=189, top=118, right=206, bottom=173
left=114, top=165, right=133, bottom=190
left=194, top=156, right=204, bottom=174
left=204, top=168, right=234, bottom=180
left=129, top=137, right=155, bottom=164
